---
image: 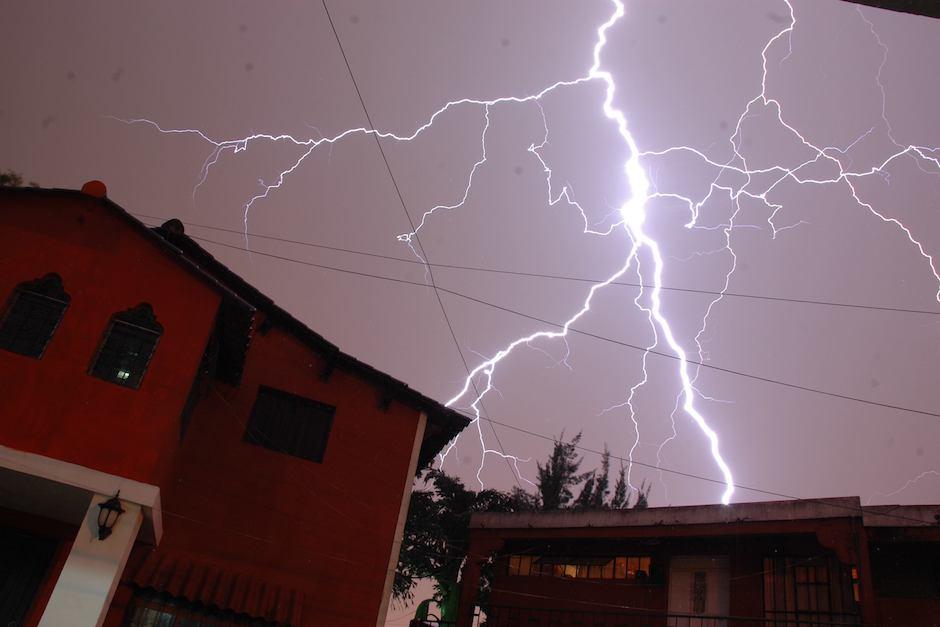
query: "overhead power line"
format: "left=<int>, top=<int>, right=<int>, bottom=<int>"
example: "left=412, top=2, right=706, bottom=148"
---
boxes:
left=140, top=224, right=937, bottom=525
left=132, top=212, right=940, bottom=318
left=472, top=413, right=937, bottom=527
left=148, top=228, right=940, bottom=421
left=318, top=0, right=520, bottom=485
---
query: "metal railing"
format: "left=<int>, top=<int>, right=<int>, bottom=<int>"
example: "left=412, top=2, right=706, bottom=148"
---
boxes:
left=406, top=606, right=861, bottom=627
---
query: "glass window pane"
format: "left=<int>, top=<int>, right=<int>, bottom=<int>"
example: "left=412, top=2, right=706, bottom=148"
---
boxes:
left=615, top=557, right=627, bottom=579
left=627, top=557, right=638, bottom=579
left=0, top=289, right=68, bottom=358
left=508, top=555, right=520, bottom=576
left=520, top=555, right=532, bottom=576
left=602, top=559, right=614, bottom=579
left=588, top=564, right=602, bottom=579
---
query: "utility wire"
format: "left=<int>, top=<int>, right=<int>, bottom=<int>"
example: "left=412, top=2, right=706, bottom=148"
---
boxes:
left=132, top=212, right=940, bottom=318
left=142, top=224, right=937, bottom=526
left=152, top=228, right=940, bottom=422
left=468, top=414, right=936, bottom=526
left=318, top=0, right=519, bottom=486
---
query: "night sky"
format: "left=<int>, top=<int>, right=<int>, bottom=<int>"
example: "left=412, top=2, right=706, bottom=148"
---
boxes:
left=3, top=0, right=939, bottom=538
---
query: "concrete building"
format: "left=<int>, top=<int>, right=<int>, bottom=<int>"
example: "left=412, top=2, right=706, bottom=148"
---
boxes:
left=457, top=497, right=940, bottom=626
left=0, top=183, right=469, bottom=626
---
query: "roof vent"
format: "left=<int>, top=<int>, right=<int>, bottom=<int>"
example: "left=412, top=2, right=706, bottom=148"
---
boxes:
left=160, top=218, right=185, bottom=235
left=80, top=180, right=107, bottom=198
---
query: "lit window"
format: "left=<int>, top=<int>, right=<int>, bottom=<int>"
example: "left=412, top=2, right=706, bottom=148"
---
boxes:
left=245, top=386, right=335, bottom=463
left=90, top=304, right=162, bottom=389
left=615, top=557, right=627, bottom=579
left=507, top=555, right=650, bottom=581
left=518, top=555, right=532, bottom=576
left=852, top=566, right=860, bottom=603
left=0, top=274, right=69, bottom=358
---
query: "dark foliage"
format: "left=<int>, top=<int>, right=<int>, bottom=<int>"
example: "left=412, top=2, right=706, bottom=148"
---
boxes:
left=0, top=170, right=38, bottom=188
left=397, top=435, right=652, bottom=621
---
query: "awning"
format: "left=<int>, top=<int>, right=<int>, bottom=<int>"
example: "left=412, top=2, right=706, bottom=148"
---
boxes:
left=131, top=549, right=303, bottom=625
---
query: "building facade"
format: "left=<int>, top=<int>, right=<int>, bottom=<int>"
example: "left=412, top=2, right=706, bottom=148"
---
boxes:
left=457, top=498, right=940, bottom=626
left=0, top=184, right=468, bottom=626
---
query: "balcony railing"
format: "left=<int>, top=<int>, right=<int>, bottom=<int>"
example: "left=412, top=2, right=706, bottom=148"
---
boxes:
left=410, top=606, right=861, bottom=627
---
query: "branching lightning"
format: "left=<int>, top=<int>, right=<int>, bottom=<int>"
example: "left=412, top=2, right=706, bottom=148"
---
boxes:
left=122, top=0, right=940, bottom=506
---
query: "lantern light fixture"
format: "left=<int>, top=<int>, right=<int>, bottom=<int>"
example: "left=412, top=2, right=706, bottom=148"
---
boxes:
left=97, top=492, right=125, bottom=541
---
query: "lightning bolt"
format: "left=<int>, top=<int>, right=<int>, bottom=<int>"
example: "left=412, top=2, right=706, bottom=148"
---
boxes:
left=865, top=470, right=940, bottom=505
left=122, top=0, right=939, bottom=507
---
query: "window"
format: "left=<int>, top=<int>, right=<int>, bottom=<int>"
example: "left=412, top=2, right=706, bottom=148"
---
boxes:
left=506, top=554, right=651, bottom=581
left=245, top=386, right=335, bottom=463
left=0, top=274, right=69, bottom=358
left=90, top=303, right=162, bottom=389
left=763, top=556, right=858, bottom=624
left=125, top=589, right=277, bottom=626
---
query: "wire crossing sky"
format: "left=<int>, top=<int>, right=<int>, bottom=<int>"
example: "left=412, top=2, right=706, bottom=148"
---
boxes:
left=3, top=0, right=938, bottom=507
left=119, top=0, right=938, bottom=505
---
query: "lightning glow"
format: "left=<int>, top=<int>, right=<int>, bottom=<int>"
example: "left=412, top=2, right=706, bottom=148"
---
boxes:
left=122, top=0, right=940, bottom=507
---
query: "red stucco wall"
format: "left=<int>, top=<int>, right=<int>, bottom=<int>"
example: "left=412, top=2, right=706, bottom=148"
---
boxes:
left=2, top=190, right=425, bottom=627
left=0, top=192, right=220, bottom=484
left=133, top=322, right=423, bottom=626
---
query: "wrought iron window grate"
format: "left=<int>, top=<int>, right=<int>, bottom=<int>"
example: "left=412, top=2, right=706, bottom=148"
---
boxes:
left=0, top=274, right=69, bottom=358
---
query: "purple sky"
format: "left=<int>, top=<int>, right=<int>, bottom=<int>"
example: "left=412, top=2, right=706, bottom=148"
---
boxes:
left=3, top=0, right=939, bottom=527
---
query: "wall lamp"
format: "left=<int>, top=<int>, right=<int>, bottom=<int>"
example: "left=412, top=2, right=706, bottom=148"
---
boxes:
left=97, top=492, right=125, bottom=540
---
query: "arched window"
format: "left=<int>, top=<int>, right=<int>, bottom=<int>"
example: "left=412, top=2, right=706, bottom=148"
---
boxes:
left=90, top=303, right=162, bottom=389
left=0, top=273, right=70, bottom=358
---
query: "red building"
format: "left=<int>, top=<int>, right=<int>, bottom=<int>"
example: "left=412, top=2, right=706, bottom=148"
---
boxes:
left=0, top=184, right=469, bottom=626
left=457, top=497, right=940, bottom=626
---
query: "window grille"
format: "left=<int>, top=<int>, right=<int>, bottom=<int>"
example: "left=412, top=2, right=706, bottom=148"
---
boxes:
left=90, top=303, right=162, bottom=389
left=762, top=555, right=860, bottom=624
left=0, top=274, right=69, bottom=358
left=125, top=589, right=278, bottom=626
left=244, top=386, right=335, bottom=463
left=506, top=554, right=652, bottom=581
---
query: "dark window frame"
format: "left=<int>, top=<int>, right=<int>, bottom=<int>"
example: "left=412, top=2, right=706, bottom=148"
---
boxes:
left=0, top=273, right=70, bottom=359
left=244, top=385, right=335, bottom=464
left=506, top=554, right=653, bottom=582
left=124, top=588, right=279, bottom=626
left=89, top=303, right=162, bottom=389
left=762, top=555, right=859, bottom=623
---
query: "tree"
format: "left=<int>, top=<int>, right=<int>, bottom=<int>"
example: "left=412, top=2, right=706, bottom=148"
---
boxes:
left=0, top=169, right=37, bottom=188
left=610, top=463, right=628, bottom=509
left=536, top=432, right=592, bottom=510
left=632, top=480, right=651, bottom=510
left=397, top=438, right=653, bottom=622
left=394, top=470, right=531, bottom=623
left=591, top=446, right=611, bottom=509
left=573, top=470, right=595, bottom=509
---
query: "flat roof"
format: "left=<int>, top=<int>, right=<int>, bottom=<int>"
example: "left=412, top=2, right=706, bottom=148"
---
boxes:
left=472, top=497, right=940, bottom=529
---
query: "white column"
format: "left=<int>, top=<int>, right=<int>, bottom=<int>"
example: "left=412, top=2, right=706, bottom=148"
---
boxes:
left=40, top=494, right=142, bottom=627
left=376, top=412, right=428, bottom=627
